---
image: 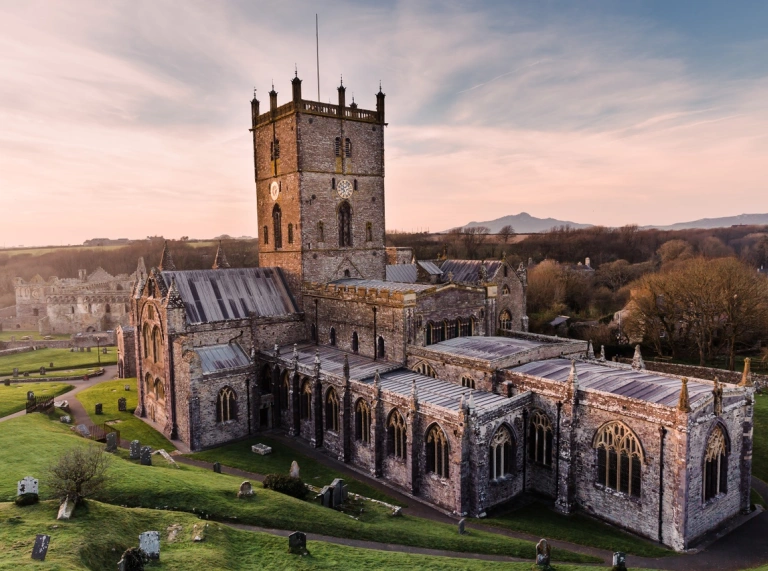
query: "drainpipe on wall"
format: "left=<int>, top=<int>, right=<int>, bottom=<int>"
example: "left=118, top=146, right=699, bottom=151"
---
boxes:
left=658, top=425, right=667, bottom=543
left=373, top=306, right=378, bottom=360
left=314, top=299, right=319, bottom=346
left=555, top=401, right=562, bottom=501
left=522, top=408, right=528, bottom=491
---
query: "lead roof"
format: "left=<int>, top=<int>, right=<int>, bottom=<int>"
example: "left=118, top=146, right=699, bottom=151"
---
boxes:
left=197, top=343, right=251, bottom=373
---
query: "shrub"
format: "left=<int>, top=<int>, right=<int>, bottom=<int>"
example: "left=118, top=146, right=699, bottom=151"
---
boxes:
left=46, top=444, right=111, bottom=503
left=14, top=493, right=39, bottom=506
left=262, top=474, right=307, bottom=499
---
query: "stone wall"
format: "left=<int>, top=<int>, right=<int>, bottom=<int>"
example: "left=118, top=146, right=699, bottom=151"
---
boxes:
left=116, top=326, right=136, bottom=378
left=618, top=358, right=768, bottom=388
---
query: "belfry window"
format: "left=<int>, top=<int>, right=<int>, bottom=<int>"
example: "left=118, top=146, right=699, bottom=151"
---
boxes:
left=425, top=424, right=449, bottom=478
left=594, top=421, right=643, bottom=498
left=355, top=399, right=371, bottom=443
left=216, top=387, right=237, bottom=422
left=387, top=409, right=407, bottom=459
left=273, top=204, right=282, bottom=249
left=334, top=137, right=341, bottom=157
left=377, top=336, right=385, bottom=358
left=490, top=426, right=515, bottom=480
left=345, top=138, right=351, bottom=157
left=330, top=327, right=336, bottom=346
left=704, top=426, right=728, bottom=501
left=271, top=139, right=280, bottom=160
left=338, top=201, right=352, bottom=247
left=528, top=410, right=553, bottom=466
left=351, top=331, right=359, bottom=353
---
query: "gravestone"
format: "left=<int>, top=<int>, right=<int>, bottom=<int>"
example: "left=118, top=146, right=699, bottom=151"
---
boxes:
left=612, top=552, right=627, bottom=571
left=330, top=478, right=345, bottom=506
left=57, top=497, right=75, bottom=520
left=95, top=403, right=103, bottom=415
left=319, top=485, right=333, bottom=508
left=3, top=379, right=9, bottom=386
left=39, top=367, right=46, bottom=376
left=103, top=347, right=108, bottom=354
left=87, top=346, right=91, bottom=352
left=60, top=415, right=71, bottom=424
left=130, top=440, right=141, bottom=459
left=138, top=531, right=160, bottom=560
left=23, top=371, right=29, bottom=377
left=458, top=518, right=466, bottom=535
left=118, top=398, right=127, bottom=412
left=237, top=481, right=254, bottom=498
left=140, top=446, right=152, bottom=466
left=12, top=368, right=18, bottom=378
left=213, top=462, right=222, bottom=473
left=288, top=531, right=308, bottom=555
left=251, top=443, right=272, bottom=455
left=117, top=547, right=145, bottom=571
left=31, top=534, right=50, bottom=561
left=17, top=476, right=38, bottom=496
left=75, top=424, right=91, bottom=437
left=106, top=432, right=117, bottom=452
left=124, top=385, right=131, bottom=391
left=27, top=391, right=35, bottom=400
left=290, top=461, right=300, bottom=478
left=535, top=538, right=552, bottom=569
left=49, top=362, right=53, bottom=368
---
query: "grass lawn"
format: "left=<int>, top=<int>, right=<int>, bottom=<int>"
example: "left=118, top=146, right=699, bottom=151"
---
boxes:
left=754, top=393, right=768, bottom=483
left=0, top=382, right=72, bottom=417
left=0, top=347, right=117, bottom=376
left=76, top=378, right=176, bottom=451
left=0, top=502, right=623, bottom=571
left=0, top=414, right=598, bottom=564
left=481, top=502, right=672, bottom=558
left=189, top=435, right=401, bottom=505
left=0, top=330, right=70, bottom=342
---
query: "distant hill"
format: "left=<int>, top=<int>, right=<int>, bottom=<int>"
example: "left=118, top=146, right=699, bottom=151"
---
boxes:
left=643, top=213, right=768, bottom=231
left=451, top=212, right=593, bottom=234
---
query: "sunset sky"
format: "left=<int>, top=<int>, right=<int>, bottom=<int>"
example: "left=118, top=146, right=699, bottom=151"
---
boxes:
left=1, top=1, right=767, bottom=247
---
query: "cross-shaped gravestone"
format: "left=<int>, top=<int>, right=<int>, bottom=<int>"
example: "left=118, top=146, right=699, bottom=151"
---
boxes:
left=106, top=432, right=117, bottom=453
left=17, top=476, right=38, bottom=496
left=138, top=531, right=160, bottom=560
left=118, top=397, right=127, bottom=412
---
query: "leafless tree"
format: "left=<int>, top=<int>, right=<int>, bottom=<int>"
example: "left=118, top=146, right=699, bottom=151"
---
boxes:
left=498, top=225, right=515, bottom=243
left=460, top=226, right=490, bottom=259
left=46, top=445, right=111, bottom=504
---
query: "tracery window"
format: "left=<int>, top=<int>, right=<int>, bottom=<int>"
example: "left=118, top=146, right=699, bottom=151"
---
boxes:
left=502, top=285, right=510, bottom=295
left=142, top=324, right=150, bottom=358
left=427, top=322, right=445, bottom=345
left=270, top=139, right=280, bottom=160
left=216, top=387, right=237, bottom=422
left=461, top=375, right=475, bottom=389
left=144, top=373, right=152, bottom=395
left=325, top=388, right=339, bottom=432
left=413, top=362, right=437, bottom=378
left=458, top=318, right=472, bottom=337
left=499, top=310, right=512, bottom=331
left=490, top=426, right=514, bottom=480
left=594, top=421, right=643, bottom=498
left=259, top=365, right=272, bottom=393
left=300, top=380, right=312, bottom=420
left=338, top=201, right=352, bottom=247
left=387, top=409, right=407, bottom=459
left=154, top=378, right=165, bottom=401
left=528, top=410, right=553, bottom=466
left=273, top=204, right=283, bottom=249
left=704, top=426, right=728, bottom=501
left=152, top=326, right=162, bottom=363
left=426, top=424, right=449, bottom=478
left=280, top=373, right=290, bottom=409
left=445, top=319, right=457, bottom=340
left=355, top=399, right=371, bottom=444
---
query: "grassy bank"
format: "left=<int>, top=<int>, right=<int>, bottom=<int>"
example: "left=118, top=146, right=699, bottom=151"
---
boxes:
left=0, top=347, right=117, bottom=377
left=0, top=382, right=72, bottom=417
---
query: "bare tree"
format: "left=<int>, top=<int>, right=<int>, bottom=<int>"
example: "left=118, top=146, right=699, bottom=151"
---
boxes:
left=460, top=226, right=490, bottom=259
left=46, top=445, right=111, bottom=504
left=498, top=224, right=515, bottom=243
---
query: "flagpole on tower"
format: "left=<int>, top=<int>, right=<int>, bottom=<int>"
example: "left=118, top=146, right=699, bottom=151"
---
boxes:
left=316, top=14, right=321, bottom=101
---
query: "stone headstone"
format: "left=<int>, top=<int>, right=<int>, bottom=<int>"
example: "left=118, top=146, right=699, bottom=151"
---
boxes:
left=12, top=368, right=18, bottom=378
left=75, top=424, right=91, bottom=437
left=118, top=397, right=127, bottom=412
left=612, top=552, right=627, bottom=570
left=289, top=461, right=300, bottom=479
left=49, top=362, right=54, bottom=368
left=237, top=481, right=254, bottom=498
left=251, top=443, right=272, bottom=455
left=213, top=462, right=222, bottom=473
left=140, top=446, right=152, bottom=466
left=95, top=403, right=103, bottom=415
left=330, top=478, right=345, bottom=506
left=27, top=391, right=35, bottom=400
left=3, top=379, right=10, bottom=386
left=31, top=534, right=50, bottom=561
left=103, top=347, right=108, bottom=354
left=23, top=371, right=29, bottom=377
left=87, top=346, right=91, bottom=352
left=288, top=531, right=308, bottom=555
left=320, top=485, right=333, bottom=508
left=138, top=530, right=160, bottom=560
left=57, top=497, right=75, bottom=520
left=106, top=432, right=117, bottom=452
left=130, top=440, right=141, bottom=459
left=124, top=384, right=131, bottom=391
left=17, top=476, right=38, bottom=496
left=535, top=538, right=551, bottom=568
left=39, top=366, right=46, bottom=376
left=60, top=415, right=71, bottom=424
left=458, top=518, right=466, bottom=535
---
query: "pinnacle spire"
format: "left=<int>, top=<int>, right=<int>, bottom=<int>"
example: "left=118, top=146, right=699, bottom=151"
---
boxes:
left=343, top=353, right=350, bottom=380
left=166, top=276, right=184, bottom=309
left=212, top=241, right=231, bottom=269
left=631, top=345, right=645, bottom=370
left=678, top=378, right=691, bottom=413
left=587, top=341, right=595, bottom=360
left=739, top=357, right=753, bottom=387
left=567, top=360, right=579, bottom=403
left=158, top=241, right=176, bottom=271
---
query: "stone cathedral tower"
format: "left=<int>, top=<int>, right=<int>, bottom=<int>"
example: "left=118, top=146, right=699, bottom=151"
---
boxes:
left=250, top=73, right=388, bottom=307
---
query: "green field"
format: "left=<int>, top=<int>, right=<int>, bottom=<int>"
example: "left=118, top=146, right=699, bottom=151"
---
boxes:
left=0, top=414, right=598, bottom=565
left=0, top=382, right=72, bottom=418
left=754, top=393, right=768, bottom=483
left=0, top=330, right=70, bottom=342
left=189, top=435, right=401, bottom=505
left=76, top=378, right=176, bottom=451
left=0, top=347, right=116, bottom=376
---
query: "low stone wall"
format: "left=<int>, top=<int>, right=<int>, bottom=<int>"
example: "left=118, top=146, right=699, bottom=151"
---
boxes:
left=0, top=340, right=73, bottom=350
left=618, top=358, right=768, bottom=388
left=2, top=367, right=106, bottom=384
left=0, top=346, right=35, bottom=358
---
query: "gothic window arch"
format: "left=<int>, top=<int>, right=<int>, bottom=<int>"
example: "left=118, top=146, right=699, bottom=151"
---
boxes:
left=377, top=336, right=385, bottom=358
left=142, top=324, right=150, bottom=358
left=144, top=373, right=152, bottom=396
left=338, top=201, right=352, bottom=247
left=152, top=326, right=162, bottom=363
left=216, top=387, right=237, bottom=422
left=461, top=375, right=476, bottom=389
left=387, top=409, right=407, bottom=459
left=351, top=331, right=359, bottom=353
left=499, top=310, right=512, bottom=331
left=704, top=425, right=728, bottom=501
left=426, top=424, right=449, bottom=478
left=105, top=303, right=111, bottom=313
left=273, top=204, right=283, bottom=249
left=528, top=410, right=553, bottom=466
left=458, top=318, right=472, bottom=337
left=594, top=421, right=643, bottom=497
left=154, top=378, right=165, bottom=401
left=270, top=139, right=280, bottom=160
left=318, top=221, right=325, bottom=242
left=490, top=425, right=515, bottom=480
left=334, top=137, right=341, bottom=157
left=311, top=324, right=317, bottom=342
left=355, top=399, right=371, bottom=444
left=445, top=319, right=457, bottom=340
left=259, top=364, right=272, bottom=393
left=330, top=327, right=337, bottom=346
left=345, top=137, right=351, bottom=157
left=287, top=223, right=294, bottom=244
left=280, top=372, right=290, bottom=409
left=413, top=361, right=437, bottom=378
left=300, top=380, right=312, bottom=420
left=325, top=388, right=340, bottom=432
left=263, top=226, right=269, bottom=244
left=427, top=321, right=445, bottom=345
left=501, top=284, right=510, bottom=295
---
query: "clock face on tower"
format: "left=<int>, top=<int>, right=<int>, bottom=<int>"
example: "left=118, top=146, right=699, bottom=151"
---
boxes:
left=270, top=181, right=280, bottom=201
left=337, top=179, right=353, bottom=199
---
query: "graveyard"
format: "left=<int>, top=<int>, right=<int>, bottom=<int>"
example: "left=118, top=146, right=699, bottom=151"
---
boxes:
left=0, top=382, right=72, bottom=417
left=0, top=347, right=117, bottom=379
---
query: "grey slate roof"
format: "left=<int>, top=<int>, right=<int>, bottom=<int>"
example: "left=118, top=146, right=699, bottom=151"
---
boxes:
left=279, top=343, right=397, bottom=380
left=425, top=336, right=546, bottom=362
left=385, top=264, right=418, bottom=283
left=332, top=278, right=434, bottom=292
left=510, top=358, right=712, bottom=407
left=418, top=261, right=443, bottom=275
left=440, top=260, right=502, bottom=283
left=161, top=268, right=298, bottom=324
left=197, top=343, right=251, bottom=373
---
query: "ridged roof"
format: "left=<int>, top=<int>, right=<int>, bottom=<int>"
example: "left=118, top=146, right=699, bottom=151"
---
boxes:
left=332, top=278, right=434, bottom=292
left=160, top=267, right=298, bottom=324
left=197, top=343, right=251, bottom=373
left=440, top=260, right=502, bottom=283
left=424, top=336, right=546, bottom=362
left=385, top=264, right=418, bottom=283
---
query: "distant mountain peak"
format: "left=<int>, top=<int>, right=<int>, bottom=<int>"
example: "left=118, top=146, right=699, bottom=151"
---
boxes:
left=448, top=212, right=593, bottom=234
